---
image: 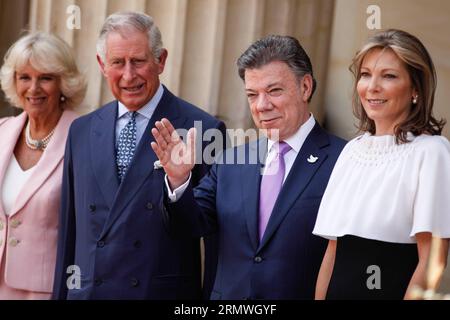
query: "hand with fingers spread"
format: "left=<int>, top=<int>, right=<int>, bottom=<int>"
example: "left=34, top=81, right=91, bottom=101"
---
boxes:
left=151, top=118, right=196, bottom=190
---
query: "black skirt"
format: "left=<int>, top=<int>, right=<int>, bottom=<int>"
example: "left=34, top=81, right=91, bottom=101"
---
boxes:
left=326, top=235, right=418, bottom=300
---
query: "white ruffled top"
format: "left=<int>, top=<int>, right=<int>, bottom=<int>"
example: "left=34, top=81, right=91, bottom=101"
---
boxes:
left=313, top=132, right=450, bottom=243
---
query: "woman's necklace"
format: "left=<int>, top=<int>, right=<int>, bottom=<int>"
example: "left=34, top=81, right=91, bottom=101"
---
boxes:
left=25, top=120, right=55, bottom=150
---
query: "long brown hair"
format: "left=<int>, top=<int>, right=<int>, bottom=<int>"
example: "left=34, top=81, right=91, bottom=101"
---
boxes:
left=350, top=29, right=445, bottom=143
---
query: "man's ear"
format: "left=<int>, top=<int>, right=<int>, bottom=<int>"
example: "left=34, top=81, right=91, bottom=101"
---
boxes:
left=156, top=49, right=168, bottom=75
left=97, top=54, right=107, bottom=77
left=301, top=74, right=313, bottom=102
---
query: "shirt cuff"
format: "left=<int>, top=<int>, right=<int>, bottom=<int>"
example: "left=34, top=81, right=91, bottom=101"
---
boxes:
left=165, top=172, right=192, bottom=202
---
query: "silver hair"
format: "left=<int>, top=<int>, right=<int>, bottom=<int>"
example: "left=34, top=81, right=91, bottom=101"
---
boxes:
left=96, top=11, right=163, bottom=62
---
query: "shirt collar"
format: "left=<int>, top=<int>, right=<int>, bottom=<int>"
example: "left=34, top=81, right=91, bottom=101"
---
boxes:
left=117, top=84, right=164, bottom=119
left=267, top=114, right=316, bottom=153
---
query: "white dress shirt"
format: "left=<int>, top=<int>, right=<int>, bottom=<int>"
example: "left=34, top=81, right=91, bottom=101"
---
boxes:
left=115, top=84, right=164, bottom=146
left=166, top=114, right=317, bottom=201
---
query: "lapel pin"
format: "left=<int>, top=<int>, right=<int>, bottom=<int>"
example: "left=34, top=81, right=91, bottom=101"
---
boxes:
left=153, top=160, right=163, bottom=170
left=307, top=155, right=318, bottom=163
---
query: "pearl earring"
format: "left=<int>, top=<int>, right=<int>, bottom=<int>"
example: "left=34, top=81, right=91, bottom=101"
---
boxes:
left=412, top=96, right=418, bottom=104
left=60, top=95, right=66, bottom=102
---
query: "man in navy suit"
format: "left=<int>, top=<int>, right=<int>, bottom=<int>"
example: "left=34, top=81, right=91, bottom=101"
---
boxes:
left=52, top=12, right=225, bottom=299
left=151, top=35, right=346, bottom=300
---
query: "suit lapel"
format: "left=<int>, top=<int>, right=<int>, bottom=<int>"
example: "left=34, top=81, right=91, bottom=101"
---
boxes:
left=0, top=113, right=27, bottom=216
left=9, top=110, right=78, bottom=217
left=100, top=89, right=184, bottom=237
left=242, top=139, right=267, bottom=251
left=257, top=123, right=330, bottom=252
left=90, top=101, right=120, bottom=209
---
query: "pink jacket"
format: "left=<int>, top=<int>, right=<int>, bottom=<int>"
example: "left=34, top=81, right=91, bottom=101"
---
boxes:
left=0, top=110, right=78, bottom=292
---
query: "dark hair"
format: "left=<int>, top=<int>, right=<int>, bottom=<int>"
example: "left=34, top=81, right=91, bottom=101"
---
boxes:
left=237, top=35, right=317, bottom=102
left=350, top=29, right=446, bottom=143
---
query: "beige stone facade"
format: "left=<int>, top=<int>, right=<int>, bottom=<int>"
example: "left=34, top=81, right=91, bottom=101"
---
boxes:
left=0, top=0, right=335, bottom=129
left=1, top=0, right=448, bottom=139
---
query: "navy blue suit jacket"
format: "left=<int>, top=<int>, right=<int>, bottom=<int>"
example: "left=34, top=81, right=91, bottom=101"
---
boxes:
left=53, top=87, right=225, bottom=299
left=168, top=123, right=346, bottom=300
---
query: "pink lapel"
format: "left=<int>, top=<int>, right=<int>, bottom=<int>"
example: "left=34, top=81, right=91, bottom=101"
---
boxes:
left=0, top=113, right=27, bottom=216
left=0, top=117, right=13, bottom=126
left=7, top=110, right=79, bottom=217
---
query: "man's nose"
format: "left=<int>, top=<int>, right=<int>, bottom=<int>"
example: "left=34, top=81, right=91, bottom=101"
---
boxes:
left=122, top=62, right=137, bottom=81
left=256, top=94, right=272, bottom=112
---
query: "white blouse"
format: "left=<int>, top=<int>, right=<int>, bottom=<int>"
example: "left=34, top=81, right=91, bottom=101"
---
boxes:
left=313, top=132, right=450, bottom=243
left=1, top=156, right=35, bottom=215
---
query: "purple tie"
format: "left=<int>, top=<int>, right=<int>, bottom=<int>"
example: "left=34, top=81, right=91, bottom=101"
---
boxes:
left=258, top=141, right=291, bottom=241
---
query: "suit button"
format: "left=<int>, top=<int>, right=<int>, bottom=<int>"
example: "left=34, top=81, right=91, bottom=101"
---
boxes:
left=9, top=238, right=20, bottom=247
left=10, top=219, right=21, bottom=228
left=145, top=202, right=153, bottom=210
left=133, top=240, right=142, bottom=248
left=89, top=204, right=96, bottom=212
left=130, top=278, right=139, bottom=287
left=254, top=256, right=263, bottom=263
left=94, top=278, right=103, bottom=286
left=97, top=240, right=105, bottom=248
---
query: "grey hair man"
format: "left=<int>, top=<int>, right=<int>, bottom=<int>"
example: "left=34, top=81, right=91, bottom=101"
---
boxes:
left=151, top=34, right=346, bottom=299
left=53, top=11, right=225, bottom=300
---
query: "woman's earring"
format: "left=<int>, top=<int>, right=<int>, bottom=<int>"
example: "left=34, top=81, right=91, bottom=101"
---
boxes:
left=412, top=96, right=418, bottom=104
left=60, top=95, right=66, bottom=102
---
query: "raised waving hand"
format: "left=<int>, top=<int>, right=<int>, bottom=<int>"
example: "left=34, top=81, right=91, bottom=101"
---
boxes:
left=151, top=118, right=196, bottom=189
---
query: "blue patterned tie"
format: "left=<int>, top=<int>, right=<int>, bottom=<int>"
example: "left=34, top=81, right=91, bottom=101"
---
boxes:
left=116, top=111, right=137, bottom=181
